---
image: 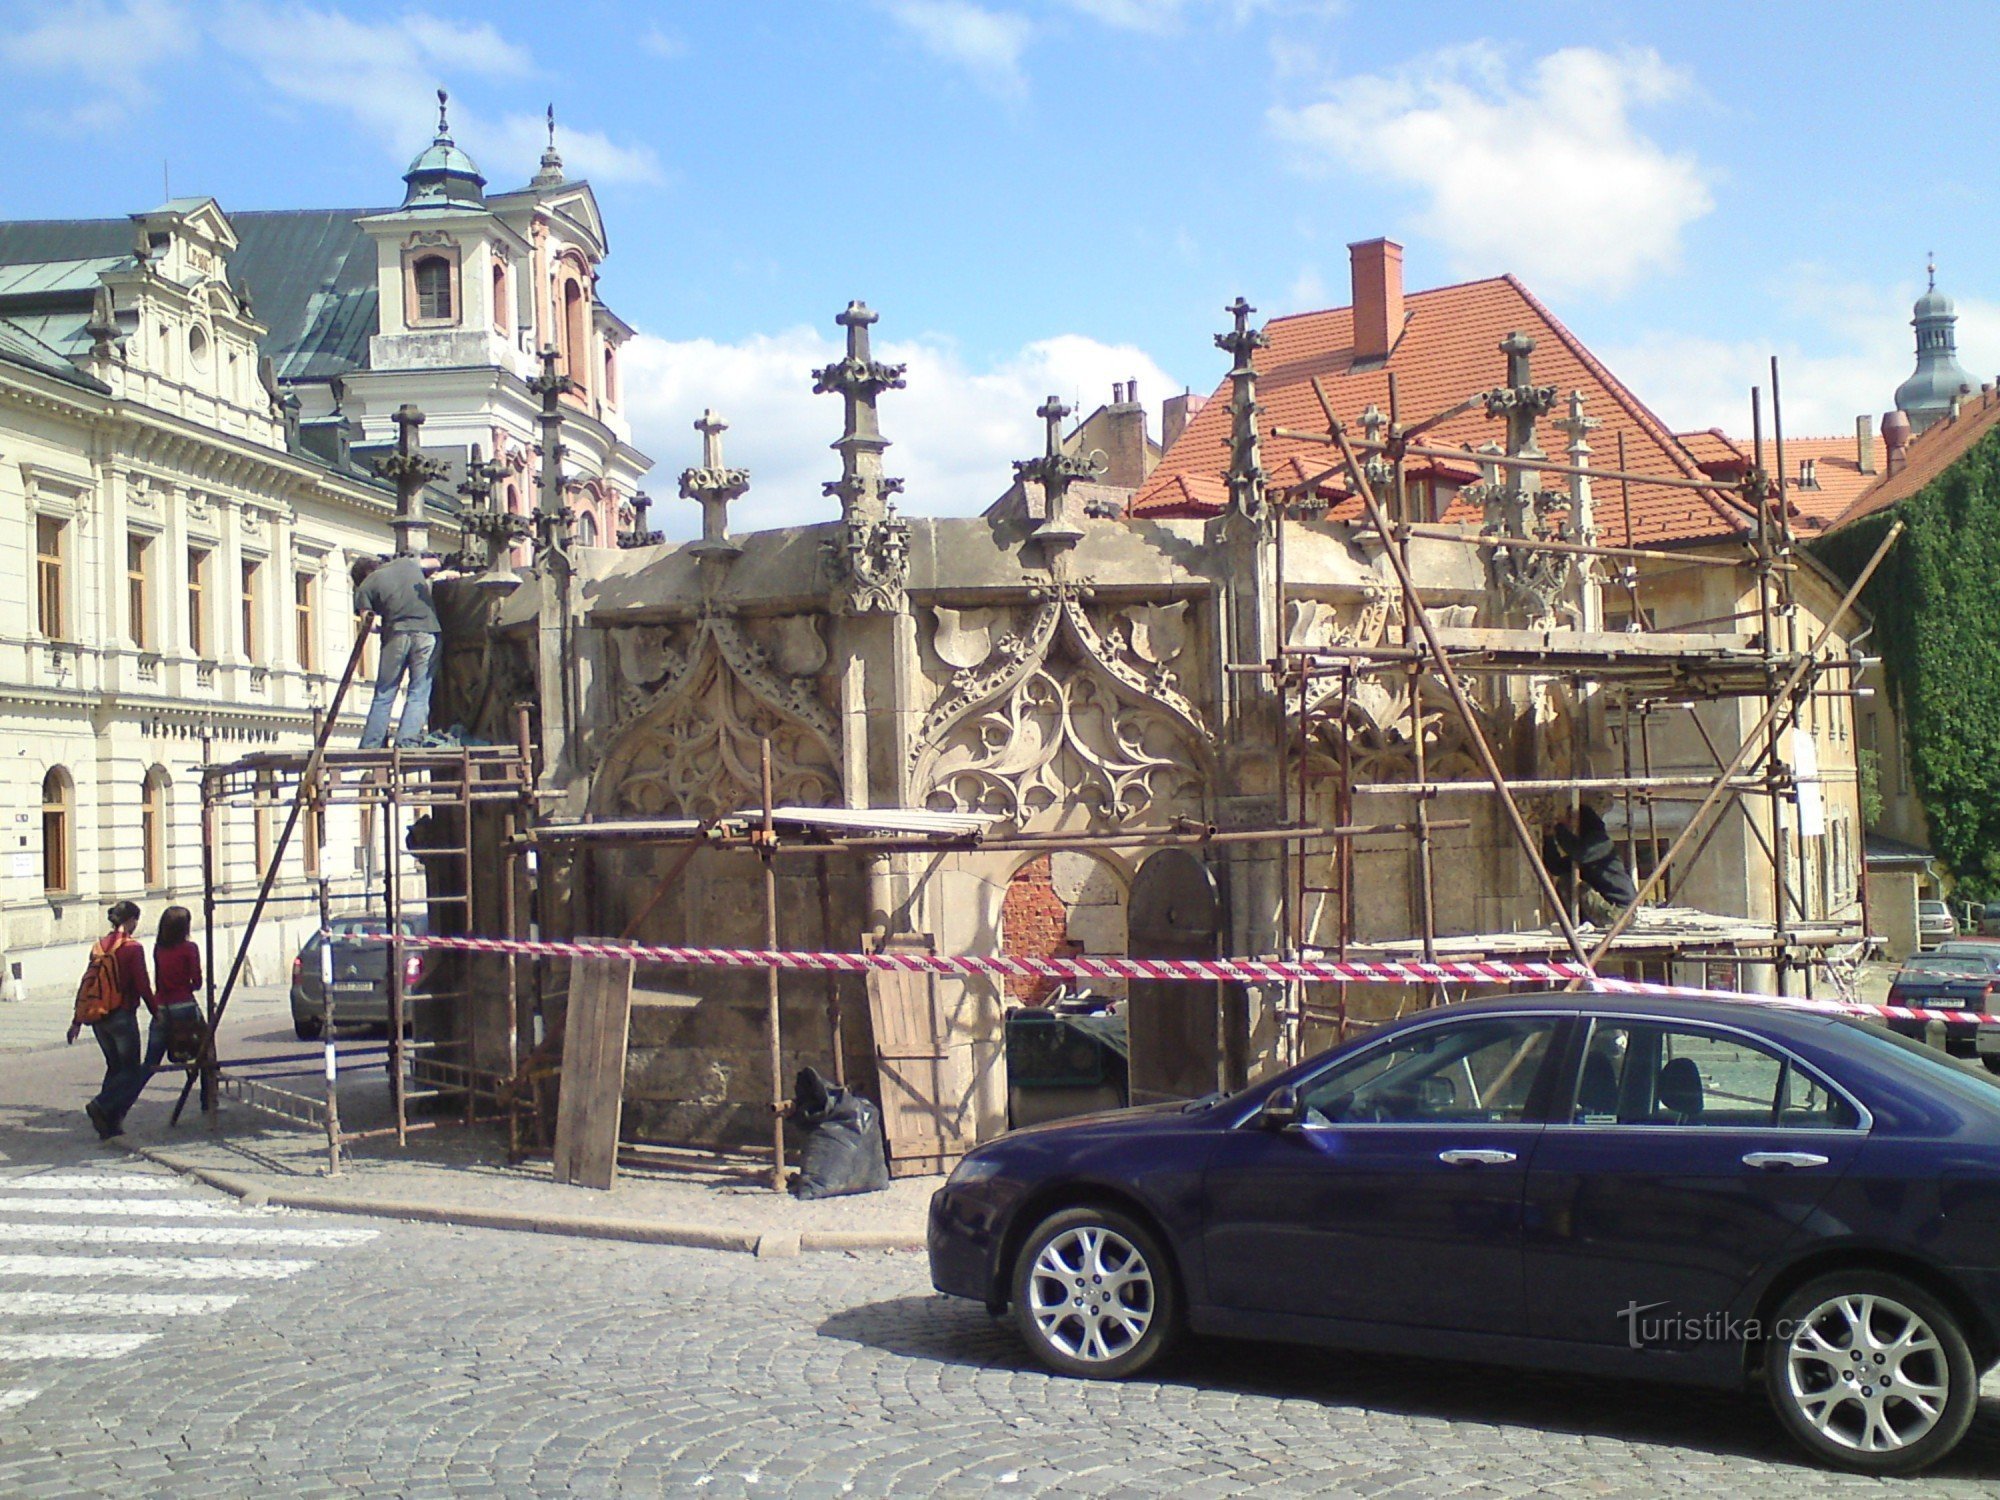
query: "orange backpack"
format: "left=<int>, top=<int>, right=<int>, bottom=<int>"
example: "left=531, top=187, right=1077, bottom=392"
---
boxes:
left=72, top=933, right=131, bottom=1027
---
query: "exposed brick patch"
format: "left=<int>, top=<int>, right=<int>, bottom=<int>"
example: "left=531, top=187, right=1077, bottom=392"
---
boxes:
left=1000, top=855, right=1074, bottom=1004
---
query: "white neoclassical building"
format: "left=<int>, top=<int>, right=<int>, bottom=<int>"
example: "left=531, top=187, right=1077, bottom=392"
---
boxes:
left=0, top=104, right=652, bottom=997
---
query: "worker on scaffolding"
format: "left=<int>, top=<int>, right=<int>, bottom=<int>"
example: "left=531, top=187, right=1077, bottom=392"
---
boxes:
left=351, top=553, right=450, bottom=749
left=1541, top=796, right=1639, bottom=921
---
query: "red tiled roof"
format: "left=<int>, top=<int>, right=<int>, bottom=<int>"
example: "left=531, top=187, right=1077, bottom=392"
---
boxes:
left=1132, top=275, right=1754, bottom=546
left=1830, top=389, right=2000, bottom=530
left=1675, top=428, right=1748, bottom=475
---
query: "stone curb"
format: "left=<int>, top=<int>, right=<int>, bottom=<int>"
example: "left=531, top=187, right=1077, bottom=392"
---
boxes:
left=114, top=1139, right=925, bottom=1257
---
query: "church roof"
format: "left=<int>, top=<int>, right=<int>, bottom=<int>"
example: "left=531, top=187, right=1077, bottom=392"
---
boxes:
left=0, top=208, right=382, bottom=383
left=1130, top=274, right=1754, bottom=547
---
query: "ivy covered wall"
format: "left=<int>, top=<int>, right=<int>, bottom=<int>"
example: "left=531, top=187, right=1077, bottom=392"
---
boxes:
left=1813, top=426, right=2000, bottom=898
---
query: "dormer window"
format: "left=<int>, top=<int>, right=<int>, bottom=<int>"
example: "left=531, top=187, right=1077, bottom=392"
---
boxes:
left=414, top=256, right=453, bottom=320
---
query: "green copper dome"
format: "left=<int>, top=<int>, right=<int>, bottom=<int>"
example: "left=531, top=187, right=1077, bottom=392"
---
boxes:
left=401, top=90, right=486, bottom=210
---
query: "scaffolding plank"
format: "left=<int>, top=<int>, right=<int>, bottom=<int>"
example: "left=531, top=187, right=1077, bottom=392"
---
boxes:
left=551, top=957, right=635, bottom=1192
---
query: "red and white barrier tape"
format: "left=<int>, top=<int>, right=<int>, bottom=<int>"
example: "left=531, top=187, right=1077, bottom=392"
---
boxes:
left=341, top=928, right=1997, bottom=1030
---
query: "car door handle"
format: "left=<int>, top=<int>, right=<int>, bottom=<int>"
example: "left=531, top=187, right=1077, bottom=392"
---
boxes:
left=1438, top=1148, right=1518, bottom=1166
left=1742, top=1151, right=1831, bottom=1171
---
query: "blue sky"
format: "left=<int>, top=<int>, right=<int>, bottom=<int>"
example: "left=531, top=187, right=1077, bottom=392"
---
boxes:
left=5, top=1, right=1996, bottom=535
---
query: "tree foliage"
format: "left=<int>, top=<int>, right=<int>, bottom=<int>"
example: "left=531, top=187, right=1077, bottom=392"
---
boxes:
left=1813, top=428, right=2000, bottom=900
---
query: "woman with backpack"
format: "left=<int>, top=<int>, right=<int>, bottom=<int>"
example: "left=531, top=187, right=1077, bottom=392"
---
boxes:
left=65, top=900, right=154, bottom=1139
left=146, top=906, right=204, bottom=1085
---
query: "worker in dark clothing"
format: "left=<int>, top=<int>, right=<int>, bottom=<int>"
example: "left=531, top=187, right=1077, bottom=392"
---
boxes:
left=1542, top=802, right=1640, bottom=910
left=351, top=554, right=443, bottom=749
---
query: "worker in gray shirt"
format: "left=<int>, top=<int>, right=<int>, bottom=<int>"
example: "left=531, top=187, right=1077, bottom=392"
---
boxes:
left=351, top=554, right=443, bottom=749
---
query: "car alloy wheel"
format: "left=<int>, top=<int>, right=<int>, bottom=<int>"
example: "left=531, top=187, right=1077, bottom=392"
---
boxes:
left=1765, top=1271, right=1977, bottom=1475
left=1011, top=1206, right=1177, bottom=1380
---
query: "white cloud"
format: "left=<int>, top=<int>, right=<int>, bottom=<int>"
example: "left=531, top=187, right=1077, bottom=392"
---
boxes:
left=0, top=0, right=196, bottom=129
left=1602, top=268, right=2000, bottom=437
left=882, top=0, right=1033, bottom=98
left=1270, top=43, right=1712, bottom=297
left=1280, top=265, right=1330, bottom=314
left=210, top=1, right=662, bottom=185
left=640, top=26, right=687, bottom=61
left=1064, top=0, right=1340, bottom=30
left=620, top=324, right=1180, bottom=537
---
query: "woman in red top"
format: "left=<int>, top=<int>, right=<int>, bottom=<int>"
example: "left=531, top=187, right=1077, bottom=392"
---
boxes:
left=142, top=905, right=203, bottom=1096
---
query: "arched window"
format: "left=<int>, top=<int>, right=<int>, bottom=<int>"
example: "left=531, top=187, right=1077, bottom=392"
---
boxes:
left=562, top=276, right=587, bottom=389
left=41, top=767, right=72, bottom=895
left=188, top=324, right=210, bottom=371
left=574, top=509, right=598, bottom=547
left=603, top=346, right=618, bottom=408
left=492, top=261, right=507, bottom=332
left=412, top=256, right=453, bottom=322
left=141, top=767, right=171, bottom=891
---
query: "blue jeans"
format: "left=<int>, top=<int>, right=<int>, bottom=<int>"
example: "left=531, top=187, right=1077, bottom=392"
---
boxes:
left=143, top=1002, right=200, bottom=1077
left=359, top=630, right=438, bottom=749
left=90, top=1007, right=146, bottom=1126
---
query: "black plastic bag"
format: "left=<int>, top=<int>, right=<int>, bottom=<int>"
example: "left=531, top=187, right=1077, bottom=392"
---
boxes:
left=790, top=1066, right=889, bottom=1200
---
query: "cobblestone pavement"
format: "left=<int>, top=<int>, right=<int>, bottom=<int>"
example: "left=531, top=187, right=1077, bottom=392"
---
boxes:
left=0, top=1147, right=1997, bottom=1497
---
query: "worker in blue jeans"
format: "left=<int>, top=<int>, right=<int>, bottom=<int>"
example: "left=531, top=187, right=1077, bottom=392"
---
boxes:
left=351, top=555, right=445, bottom=748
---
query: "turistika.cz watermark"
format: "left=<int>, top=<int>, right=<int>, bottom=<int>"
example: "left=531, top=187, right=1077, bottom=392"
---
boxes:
left=1620, top=1300, right=1800, bottom=1350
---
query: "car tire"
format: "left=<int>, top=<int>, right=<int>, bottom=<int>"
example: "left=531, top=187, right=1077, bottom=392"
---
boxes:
left=1763, top=1269, right=1978, bottom=1475
left=1010, top=1205, right=1177, bottom=1380
left=293, top=1016, right=323, bottom=1041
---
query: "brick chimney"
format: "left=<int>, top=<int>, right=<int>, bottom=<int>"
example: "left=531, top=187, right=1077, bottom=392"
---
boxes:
left=1162, top=388, right=1205, bottom=452
left=1855, top=414, right=1876, bottom=475
left=1096, top=378, right=1151, bottom=488
left=1349, top=237, right=1404, bottom=364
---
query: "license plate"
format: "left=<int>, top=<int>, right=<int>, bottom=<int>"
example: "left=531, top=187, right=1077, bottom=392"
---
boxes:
left=328, top=981, right=374, bottom=995
left=1925, top=997, right=1966, bottom=1008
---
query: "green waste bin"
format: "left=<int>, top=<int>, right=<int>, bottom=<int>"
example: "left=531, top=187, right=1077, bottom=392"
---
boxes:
left=1005, top=1009, right=1129, bottom=1128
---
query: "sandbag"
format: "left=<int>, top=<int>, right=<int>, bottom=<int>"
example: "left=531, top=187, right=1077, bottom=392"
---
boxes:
left=790, top=1066, right=889, bottom=1200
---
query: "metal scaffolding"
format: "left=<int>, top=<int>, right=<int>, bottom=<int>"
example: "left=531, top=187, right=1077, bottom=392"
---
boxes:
left=1261, top=354, right=1900, bottom=1059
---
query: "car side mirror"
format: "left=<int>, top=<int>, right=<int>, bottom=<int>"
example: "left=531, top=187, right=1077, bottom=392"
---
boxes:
left=1257, top=1085, right=1303, bottom=1131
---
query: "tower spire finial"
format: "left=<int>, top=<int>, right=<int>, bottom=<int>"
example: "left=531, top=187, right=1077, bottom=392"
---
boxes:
left=436, top=87, right=449, bottom=137
left=532, top=101, right=566, bottom=188
left=1928, top=251, right=1937, bottom=292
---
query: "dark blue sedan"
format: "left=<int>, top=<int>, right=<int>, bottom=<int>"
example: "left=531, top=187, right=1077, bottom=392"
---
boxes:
left=929, top=993, right=2000, bottom=1475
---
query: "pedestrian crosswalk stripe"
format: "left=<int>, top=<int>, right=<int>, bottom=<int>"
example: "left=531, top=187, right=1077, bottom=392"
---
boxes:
left=0, top=1197, right=245, bottom=1218
left=0, top=1388, right=37, bottom=1413
left=0, top=1254, right=314, bottom=1281
left=0, top=1176, right=185, bottom=1192
left=0, top=1333, right=159, bottom=1359
left=0, top=1292, right=241, bottom=1316
left=0, top=1224, right=377, bottom=1249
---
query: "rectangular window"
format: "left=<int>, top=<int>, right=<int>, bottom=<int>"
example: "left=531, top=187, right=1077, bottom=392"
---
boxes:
left=127, top=533, right=153, bottom=650
left=188, top=548, right=210, bottom=656
left=35, top=515, right=65, bottom=639
left=240, top=560, right=261, bottom=658
left=294, top=572, right=316, bottom=671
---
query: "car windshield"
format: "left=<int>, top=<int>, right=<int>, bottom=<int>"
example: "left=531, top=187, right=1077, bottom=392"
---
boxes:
left=1920, top=902, right=1950, bottom=915
left=328, top=917, right=423, bottom=936
left=1899, top=953, right=1994, bottom=975
left=1835, top=1019, right=2000, bottom=1104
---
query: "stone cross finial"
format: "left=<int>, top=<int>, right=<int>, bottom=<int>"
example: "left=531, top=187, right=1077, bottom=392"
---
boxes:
left=698, top=408, right=729, bottom=468
left=680, top=408, right=749, bottom=560
left=1358, top=404, right=1388, bottom=445
left=1037, top=394, right=1069, bottom=457
left=1014, top=394, right=1093, bottom=557
left=813, top=301, right=910, bottom=610
left=372, top=402, right=447, bottom=556
left=1214, top=296, right=1269, bottom=521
